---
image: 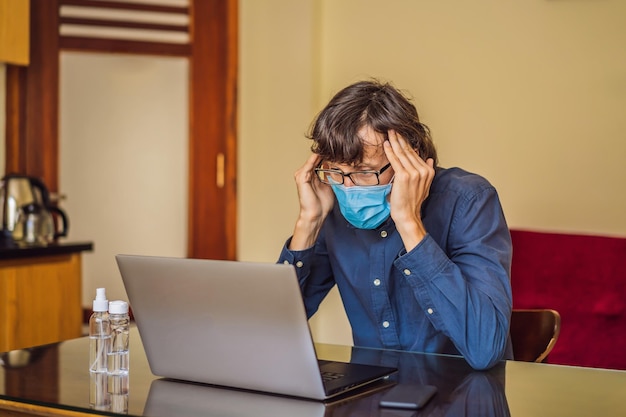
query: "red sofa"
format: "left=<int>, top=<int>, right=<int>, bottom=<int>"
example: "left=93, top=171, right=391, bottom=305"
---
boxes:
left=510, top=229, right=626, bottom=369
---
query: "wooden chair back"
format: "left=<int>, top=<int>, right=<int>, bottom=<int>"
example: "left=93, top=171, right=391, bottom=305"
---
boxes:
left=510, top=309, right=561, bottom=362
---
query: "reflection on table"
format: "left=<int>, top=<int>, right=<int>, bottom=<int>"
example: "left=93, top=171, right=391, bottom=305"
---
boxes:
left=1, top=327, right=626, bottom=416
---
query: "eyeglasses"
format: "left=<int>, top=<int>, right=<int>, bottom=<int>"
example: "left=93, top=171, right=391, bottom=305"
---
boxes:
left=315, top=162, right=392, bottom=186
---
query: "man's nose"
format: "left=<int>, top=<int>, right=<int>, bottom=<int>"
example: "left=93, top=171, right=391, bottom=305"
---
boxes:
left=343, top=176, right=357, bottom=187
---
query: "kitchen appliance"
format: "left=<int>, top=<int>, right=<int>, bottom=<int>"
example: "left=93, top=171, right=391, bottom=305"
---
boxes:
left=0, top=174, right=69, bottom=247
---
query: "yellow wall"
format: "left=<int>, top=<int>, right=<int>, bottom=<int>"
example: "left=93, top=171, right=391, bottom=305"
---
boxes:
left=239, top=0, right=626, bottom=344
left=1, top=0, right=624, bottom=343
left=59, top=53, right=189, bottom=305
left=316, top=0, right=626, bottom=237
left=0, top=1, right=622, bottom=407
left=238, top=0, right=321, bottom=262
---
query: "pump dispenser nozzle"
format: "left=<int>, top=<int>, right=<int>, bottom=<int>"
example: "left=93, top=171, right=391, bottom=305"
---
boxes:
left=92, top=288, right=109, bottom=312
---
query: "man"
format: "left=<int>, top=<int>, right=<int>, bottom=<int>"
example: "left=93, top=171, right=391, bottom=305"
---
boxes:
left=278, top=80, right=512, bottom=370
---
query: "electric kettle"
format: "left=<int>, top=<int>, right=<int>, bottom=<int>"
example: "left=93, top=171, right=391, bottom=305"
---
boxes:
left=13, top=203, right=68, bottom=245
left=0, top=174, right=69, bottom=246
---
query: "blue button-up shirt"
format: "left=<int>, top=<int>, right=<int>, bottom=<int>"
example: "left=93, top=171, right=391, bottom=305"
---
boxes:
left=278, top=167, right=513, bottom=370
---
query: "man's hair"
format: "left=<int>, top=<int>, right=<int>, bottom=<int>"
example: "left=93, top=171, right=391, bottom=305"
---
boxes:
left=307, top=80, right=438, bottom=166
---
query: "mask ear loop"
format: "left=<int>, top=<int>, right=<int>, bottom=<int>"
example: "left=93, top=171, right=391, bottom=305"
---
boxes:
left=385, top=175, right=394, bottom=202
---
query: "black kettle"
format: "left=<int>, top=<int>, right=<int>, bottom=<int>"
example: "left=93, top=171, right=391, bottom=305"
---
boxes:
left=0, top=174, right=69, bottom=246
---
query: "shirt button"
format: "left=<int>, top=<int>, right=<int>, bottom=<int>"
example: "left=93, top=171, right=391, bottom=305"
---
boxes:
left=403, top=269, right=411, bottom=276
left=427, top=308, right=434, bottom=315
left=380, top=230, right=388, bottom=238
left=283, top=260, right=289, bottom=265
left=382, top=321, right=390, bottom=328
left=373, top=279, right=381, bottom=286
left=295, top=261, right=304, bottom=268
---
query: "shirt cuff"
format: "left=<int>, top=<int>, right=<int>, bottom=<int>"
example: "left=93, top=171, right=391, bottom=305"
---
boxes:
left=278, top=237, right=315, bottom=274
left=394, top=234, right=449, bottom=281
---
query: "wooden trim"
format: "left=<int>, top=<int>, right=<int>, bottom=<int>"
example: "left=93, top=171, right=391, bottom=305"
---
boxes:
left=59, top=17, right=189, bottom=33
left=187, top=0, right=238, bottom=260
left=59, top=0, right=189, bottom=14
left=223, top=0, right=239, bottom=260
left=26, top=0, right=60, bottom=190
left=60, top=36, right=191, bottom=56
left=4, top=66, right=28, bottom=173
left=0, top=399, right=95, bottom=417
left=3, top=0, right=60, bottom=190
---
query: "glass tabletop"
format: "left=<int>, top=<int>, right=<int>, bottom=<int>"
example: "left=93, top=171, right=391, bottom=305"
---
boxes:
left=2, top=327, right=626, bottom=417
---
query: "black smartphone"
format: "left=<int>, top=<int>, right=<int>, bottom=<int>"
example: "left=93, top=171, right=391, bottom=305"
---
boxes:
left=379, top=384, right=437, bottom=410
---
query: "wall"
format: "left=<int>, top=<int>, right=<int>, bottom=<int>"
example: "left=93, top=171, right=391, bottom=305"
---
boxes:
left=317, top=0, right=626, bottom=237
left=238, top=0, right=351, bottom=343
left=59, top=53, right=189, bottom=304
left=238, top=0, right=320, bottom=263
left=63, top=0, right=320, bottom=308
left=3, top=0, right=625, bottom=347
left=239, top=0, right=626, bottom=345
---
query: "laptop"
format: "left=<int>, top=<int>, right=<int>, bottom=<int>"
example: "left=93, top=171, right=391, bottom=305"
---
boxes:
left=116, top=254, right=397, bottom=401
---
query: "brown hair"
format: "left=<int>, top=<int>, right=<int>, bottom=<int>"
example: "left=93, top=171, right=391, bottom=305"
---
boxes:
left=307, top=80, right=438, bottom=166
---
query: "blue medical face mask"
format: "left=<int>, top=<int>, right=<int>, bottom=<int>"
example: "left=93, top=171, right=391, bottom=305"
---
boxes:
left=330, top=182, right=392, bottom=229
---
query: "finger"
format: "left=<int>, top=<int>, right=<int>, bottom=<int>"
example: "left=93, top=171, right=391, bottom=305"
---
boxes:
left=305, top=153, right=322, bottom=169
left=390, top=130, right=435, bottom=173
left=386, top=130, right=423, bottom=170
left=383, top=139, right=402, bottom=171
left=295, top=154, right=321, bottom=184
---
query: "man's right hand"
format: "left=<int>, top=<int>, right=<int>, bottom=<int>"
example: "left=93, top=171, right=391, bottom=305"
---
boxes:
left=289, top=154, right=335, bottom=250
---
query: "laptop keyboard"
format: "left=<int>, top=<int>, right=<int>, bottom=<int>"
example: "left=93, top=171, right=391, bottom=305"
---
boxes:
left=321, top=371, right=345, bottom=382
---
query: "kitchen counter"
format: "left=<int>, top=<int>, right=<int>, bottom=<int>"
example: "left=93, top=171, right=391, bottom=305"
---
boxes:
left=0, top=240, right=93, bottom=260
left=0, top=240, right=93, bottom=351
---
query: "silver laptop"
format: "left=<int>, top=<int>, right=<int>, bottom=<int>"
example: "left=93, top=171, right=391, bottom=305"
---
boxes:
left=116, top=254, right=396, bottom=401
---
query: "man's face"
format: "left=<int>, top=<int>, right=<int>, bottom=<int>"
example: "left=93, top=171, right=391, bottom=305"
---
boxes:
left=324, top=126, right=394, bottom=187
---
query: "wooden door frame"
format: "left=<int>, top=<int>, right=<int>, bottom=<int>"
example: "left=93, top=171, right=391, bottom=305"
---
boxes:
left=188, top=0, right=238, bottom=260
left=3, top=0, right=237, bottom=260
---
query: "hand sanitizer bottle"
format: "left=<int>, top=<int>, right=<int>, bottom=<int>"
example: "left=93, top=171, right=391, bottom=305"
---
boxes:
left=89, top=288, right=111, bottom=373
left=107, top=300, right=130, bottom=376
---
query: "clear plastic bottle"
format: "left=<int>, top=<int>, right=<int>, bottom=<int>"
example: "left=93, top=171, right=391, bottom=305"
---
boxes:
left=89, top=372, right=109, bottom=410
left=107, top=300, right=130, bottom=376
left=89, top=288, right=111, bottom=373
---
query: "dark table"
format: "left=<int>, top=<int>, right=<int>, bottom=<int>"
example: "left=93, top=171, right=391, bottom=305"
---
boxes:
left=1, top=327, right=625, bottom=416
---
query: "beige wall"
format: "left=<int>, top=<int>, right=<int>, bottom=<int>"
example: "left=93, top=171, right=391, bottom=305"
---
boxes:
left=238, top=0, right=320, bottom=263
left=239, top=0, right=626, bottom=344
left=238, top=0, right=351, bottom=344
left=1, top=0, right=624, bottom=344
left=59, top=53, right=189, bottom=305
left=317, top=0, right=626, bottom=238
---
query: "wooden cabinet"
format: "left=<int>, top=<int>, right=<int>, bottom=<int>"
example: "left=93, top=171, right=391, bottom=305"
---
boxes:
left=0, top=250, right=86, bottom=352
left=0, top=0, right=30, bottom=65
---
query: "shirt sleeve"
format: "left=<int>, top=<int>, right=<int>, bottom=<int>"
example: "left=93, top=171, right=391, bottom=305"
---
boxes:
left=277, top=236, right=336, bottom=318
left=394, top=186, right=512, bottom=370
